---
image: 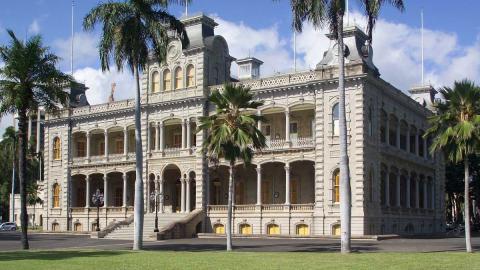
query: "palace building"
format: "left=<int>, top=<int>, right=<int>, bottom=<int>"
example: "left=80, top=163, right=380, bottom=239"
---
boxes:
left=35, top=14, right=444, bottom=238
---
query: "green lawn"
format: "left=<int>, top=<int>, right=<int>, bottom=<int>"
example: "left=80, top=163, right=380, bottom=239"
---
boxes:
left=0, top=250, right=479, bottom=269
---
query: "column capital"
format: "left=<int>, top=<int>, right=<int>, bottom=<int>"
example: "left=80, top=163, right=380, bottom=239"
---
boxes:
left=256, top=166, right=262, bottom=173
left=284, top=165, right=290, bottom=171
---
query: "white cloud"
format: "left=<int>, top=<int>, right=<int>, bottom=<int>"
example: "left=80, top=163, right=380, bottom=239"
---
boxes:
left=214, top=16, right=295, bottom=76
left=53, top=32, right=99, bottom=70
left=0, top=114, right=13, bottom=138
left=28, top=19, right=40, bottom=35
left=73, top=67, right=136, bottom=105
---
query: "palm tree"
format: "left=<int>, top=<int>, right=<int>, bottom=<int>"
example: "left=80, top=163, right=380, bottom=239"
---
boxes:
left=198, top=84, right=266, bottom=251
left=83, top=0, right=188, bottom=250
left=291, top=0, right=404, bottom=253
left=0, top=30, right=72, bottom=249
left=425, top=79, right=480, bottom=253
left=361, top=0, right=404, bottom=45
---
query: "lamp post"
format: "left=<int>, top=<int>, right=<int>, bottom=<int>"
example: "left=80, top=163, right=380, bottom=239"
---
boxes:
left=150, top=191, right=159, bottom=232
left=91, top=189, right=104, bottom=232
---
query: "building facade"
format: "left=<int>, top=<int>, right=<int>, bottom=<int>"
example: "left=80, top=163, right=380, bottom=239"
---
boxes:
left=39, top=14, right=445, bottom=237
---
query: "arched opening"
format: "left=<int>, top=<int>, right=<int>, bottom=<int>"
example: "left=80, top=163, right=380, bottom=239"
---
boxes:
left=290, top=160, right=315, bottom=204
left=189, top=171, right=196, bottom=211
left=296, top=224, right=309, bottom=236
left=164, top=118, right=183, bottom=150
left=267, top=224, right=280, bottom=235
left=409, top=125, right=417, bottom=154
left=72, top=132, right=86, bottom=158
left=289, top=103, right=315, bottom=145
left=107, top=127, right=124, bottom=155
left=52, top=222, right=60, bottom=232
left=52, top=183, right=60, bottom=208
left=149, top=173, right=156, bottom=212
left=332, top=224, right=341, bottom=236
left=380, top=110, right=387, bottom=143
left=151, top=71, right=160, bottom=93
left=261, top=107, right=286, bottom=147
left=399, top=120, right=408, bottom=150
left=209, top=165, right=229, bottom=205
left=380, top=165, right=388, bottom=206
left=89, top=130, right=105, bottom=157
left=74, top=223, right=82, bottom=232
left=389, top=168, right=398, bottom=206
left=53, top=137, right=61, bottom=160
left=418, top=129, right=425, bottom=157
left=125, top=171, right=135, bottom=207
left=400, top=172, right=408, bottom=207
left=88, top=173, right=106, bottom=207
left=163, top=69, right=171, bottom=91
left=260, top=162, right=286, bottom=204
left=71, top=175, right=86, bottom=207
left=163, top=164, right=182, bottom=213
left=106, top=172, right=124, bottom=207
left=233, top=164, right=256, bottom=205
left=186, top=64, right=195, bottom=87
left=213, top=223, right=225, bottom=234
left=127, top=126, right=136, bottom=153
left=239, top=223, right=252, bottom=235
left=174, top=67, right=183, bottom=89
left=410, top=173, right=417, bottom=208
left=388, top=115, right=398, bottom=147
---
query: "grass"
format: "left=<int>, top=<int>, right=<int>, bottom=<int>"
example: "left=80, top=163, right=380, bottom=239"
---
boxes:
left=0, top=250, right=479, bottom=270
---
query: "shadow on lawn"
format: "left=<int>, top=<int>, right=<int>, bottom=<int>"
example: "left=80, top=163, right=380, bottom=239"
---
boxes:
left=0, top=250, right=127, bottom=262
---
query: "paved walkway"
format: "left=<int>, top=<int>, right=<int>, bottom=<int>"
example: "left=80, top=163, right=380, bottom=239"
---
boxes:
left=0, top=232, right=478, bottom=252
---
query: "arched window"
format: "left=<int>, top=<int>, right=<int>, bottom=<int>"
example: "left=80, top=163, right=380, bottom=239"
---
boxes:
left=53, top=183, right=60, bottom=208
left=174, top=67, right=183, bottom=89
left=332, top=224, right=341, bottom=236
left=380, top=110, right=387, bottom=143
left=267, top=224, right=280, bottom=235
left=163, top=69, right=171, bottom=91
left=186, top=65, right=195, bottom=87
left=52, top=223, right=60, bottom=232
left=239, top=224, right=252, bottom=235
left=389, top=115, right=398, bottom=147
left=213, top=223, right=225, bottom=234
left=367, top=106, right=373, bottom=136
left=333, top=169, right=340, bottom=203
left=296, top=224, right=309, bottom=236
left=332, top=103, right=339, bottom=136
left=151, top=71, right=160, bottom=93
left=74, top=223, right=82, bottom=232
left=53, top=137, right=61, bottom=160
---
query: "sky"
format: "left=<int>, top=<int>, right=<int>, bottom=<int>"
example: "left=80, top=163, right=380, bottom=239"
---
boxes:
left=1, top=0, right=480, bottom=135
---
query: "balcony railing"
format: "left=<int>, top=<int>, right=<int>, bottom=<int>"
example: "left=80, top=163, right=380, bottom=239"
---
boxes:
left=291, top=137, right=315, bottom=148
left=262, top=137, right=315, bottom=151
left=207, top=203, right=314, bottom=213
left=163, top=147, right=182, bottom=157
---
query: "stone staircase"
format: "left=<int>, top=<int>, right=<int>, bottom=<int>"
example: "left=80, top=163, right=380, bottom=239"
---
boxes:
left=104, top=213, right=189, bottom=241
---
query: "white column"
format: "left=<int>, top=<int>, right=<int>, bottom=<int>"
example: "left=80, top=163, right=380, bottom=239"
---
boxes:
left=186, top=120, right=192, bottom=149
left=423, top=180, right=428, bottom=209
left=285, top=165, right=290, bottom=205
left=36, top=111, right=41, bottom=154
left=103, top=174, right=108, bottom=207
left=181, top=119, right=187, bottom=149
left=285, top=109, right=290, bottom=144
left=415, top=178, right=420, bottom=208
left=256, top=166, right=262, bottom=205
left=123, top=127, right=128, bottom=156
left=86, top=131, right=91, bottom=161
left=406, top=175, right=411, bottom=208
left=104, top=130, right=109, bottom=158
left=155, top=123, right=160, bottom=151
left=396, top=174, right=401, bottom=207
left=158, top=176, right=164, bottom=213
left=85, top=175, right=90, bottom=208
left=122, top=173, right=127, bottom=207
left=159, top=122, right=164, bottom=152
left=257, top=110, right=262, bottom=130
left=385, top=170, right=390, bottom=207
left=27, top=115, right=32, bottom=141
left=186, top=178, right=191, bottom=212
left=147, top=124, right=151, bottom=153
left=181, top=178, right=186, bottom=212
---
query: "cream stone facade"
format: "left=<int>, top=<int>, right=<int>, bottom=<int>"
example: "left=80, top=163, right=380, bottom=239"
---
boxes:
left=38, top=14, right=445, bottom=238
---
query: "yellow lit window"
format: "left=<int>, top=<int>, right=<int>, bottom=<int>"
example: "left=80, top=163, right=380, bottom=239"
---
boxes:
left=296, top=224, right=309, bottom=236
left=151, top=71, right=160, bottom=93
left=174, top=67, right=183, bottom=89
left=53, top=184, right=60, bottom=208
left=240, top=224, right=252, bottom=235
left=163, top=69, right=171, bottom=91
left=213, top=224, right=225, bottom=234
left=53, top=137, right=61, bottom=160
left=333, top=169, right=340, bottom=203
left=332, top=224, right=341, bottom=236
left=186, top=65, right=195, bottom=87
left=267, top=224, right=280, bottom=235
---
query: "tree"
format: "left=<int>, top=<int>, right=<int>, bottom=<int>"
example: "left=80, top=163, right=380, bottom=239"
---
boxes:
left=0, top=30, right=72, bottom=249
left=290, top=0, right=403, bottom=253
left=361, top=0, right=404, bottom=45
left=425, top=79, right=480, bottom=253
left=198, top=84, right=266, bottom=251
left=83, top=0, right=188, bottom=250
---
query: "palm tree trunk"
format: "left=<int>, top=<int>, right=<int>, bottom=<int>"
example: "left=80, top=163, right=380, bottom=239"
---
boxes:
left=18, top=110, right=29, bottom=249
left=337, top=12, right=352, bottom=254
left=464, top=157, right=472, bottom=252
left=133, top=65, right=144, bottom=250
left=226, top=161, right=234, bottom=251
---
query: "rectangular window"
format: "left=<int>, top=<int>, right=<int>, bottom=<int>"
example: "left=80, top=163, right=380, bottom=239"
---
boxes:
left=99, top=142, right=105, bottom=156
left=333, top=120, right=340, bottom=136
left=115, top=139, right=123, bottom=154
left=264, top=125, right=271, bottom=136
left=289, top=122, right=298, bottom=134
left=173, top=133, right=182, bottom=148
left=77, top=141, right=85, bottom=157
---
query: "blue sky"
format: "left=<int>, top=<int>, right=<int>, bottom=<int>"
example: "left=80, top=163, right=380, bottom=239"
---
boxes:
left=1, top=0, right=480, bottom=134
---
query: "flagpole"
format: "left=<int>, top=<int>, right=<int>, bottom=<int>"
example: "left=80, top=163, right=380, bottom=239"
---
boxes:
left=185, top=0, right=188, bottom=17
left=11, top=116, right=16, bottom=223
left=71, top=0, right=74, bottom=76
left=421, top=9, right=424, bottom=86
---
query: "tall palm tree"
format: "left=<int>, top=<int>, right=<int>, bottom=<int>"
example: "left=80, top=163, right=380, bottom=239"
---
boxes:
left=425, top=79, right=480, bottom=253
left=83, top=0, right=188, bottom=250
left=291, top=0, right=404, bottom=253
left=361, top=0, right=404, bottom=45
left=198, top=84, right=266, bottom=251
left=0, top=30, right=72, bottom=249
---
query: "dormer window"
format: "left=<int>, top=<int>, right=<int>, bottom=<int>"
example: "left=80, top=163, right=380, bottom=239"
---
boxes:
left=163, top=69, right=171, bottom=91
left=174, top=67, right=183, bottom=89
